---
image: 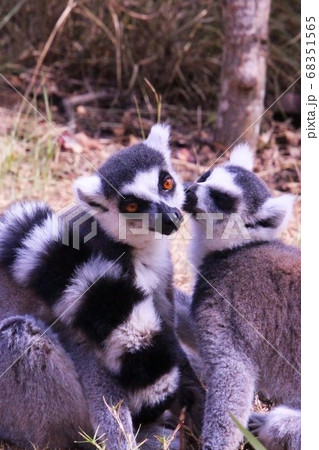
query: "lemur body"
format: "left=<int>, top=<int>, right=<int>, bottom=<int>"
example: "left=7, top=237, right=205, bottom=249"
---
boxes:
left=0, top=267, right=93, bottom=448
left=0, top=125, right=202, bottom=449
left=184, top=144, right=300, bottom=450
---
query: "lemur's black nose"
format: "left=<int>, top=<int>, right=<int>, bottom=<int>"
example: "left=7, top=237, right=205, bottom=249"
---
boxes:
left=161, top=206, right=183, bottom=235
left=169, top=207, right=183, bottom=223
left=150, top=203, right=183, bottom=235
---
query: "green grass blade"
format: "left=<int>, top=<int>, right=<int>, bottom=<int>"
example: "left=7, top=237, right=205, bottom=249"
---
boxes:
left=229, top=413, right=267, bottom=450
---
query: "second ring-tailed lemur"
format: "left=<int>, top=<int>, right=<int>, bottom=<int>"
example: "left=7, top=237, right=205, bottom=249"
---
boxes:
left=184, top=144, right=300, bottom=450
left=0, top=125, right=203, bottom=449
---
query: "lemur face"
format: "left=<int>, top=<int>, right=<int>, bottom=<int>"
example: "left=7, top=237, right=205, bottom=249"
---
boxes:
left=184, top=144, right=295, bottom=252
left=184, top=145, right=270, bottom=218
left=74, top=125, right=185, bottom=243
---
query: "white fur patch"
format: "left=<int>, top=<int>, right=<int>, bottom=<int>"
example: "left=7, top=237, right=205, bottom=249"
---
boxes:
left=2, top=201, right=48, bottom=224
left=54, top=255, right=122, bottom=324
left=0, top=201, right=49, bottom=253
left=12, top=215, right=60, bottom=285
left=122, top=166, right=185, bottom=211
left=266, top=406, right=301, bottom=422
left=196, top=167, right=241, bottom=214
left=120, top=167, right=185, bottom=236
left=101, top=296, right=162, bottom=373
left=189, top=214, right=252, bottom=265
left=121, top=168, right=161, bottom=202
left=133, top=238, right=170, bottom=293
left=207, top=167, right=241, bottom=196
left=128, top=366, right=180, bottom=414
left=74, top=175, right=103, bottom=204
left=165, top=170, right=186, bottom=210
left=249, top=194, right=295, bottom=242
left=144, top=124, right=171, bottom=159
left=262, top=194, right=295, bottom=234
left=229, top=143, right=254, bottom=171
left=255, top=406, right=301, bottom=448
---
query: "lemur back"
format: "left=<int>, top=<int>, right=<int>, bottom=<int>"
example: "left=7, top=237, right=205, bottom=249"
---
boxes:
left=0, top=266, right=94, bottom=449
left=0, top=125, right=203, bottom=449
left=184, top=144, right=300, bottom=450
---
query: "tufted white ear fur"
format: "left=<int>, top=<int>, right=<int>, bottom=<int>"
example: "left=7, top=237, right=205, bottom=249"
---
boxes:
left=257, top=194, right=295, bottom=237
left=229, top=143, right=254, bottom=171
left=144, top=124, right=171, bottom=159
left=73, top=175, right=103, bottom=207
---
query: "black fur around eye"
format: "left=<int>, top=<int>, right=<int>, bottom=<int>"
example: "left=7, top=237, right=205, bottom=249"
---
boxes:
left=198, top=170, right=212, bottom=183
left=119, top=197, right=150, bottom=214
left=159, top=171, right=176, bottom=194
left=210, top=189, right=238, bottom=212
left=87, top=200, right=108, bottom=212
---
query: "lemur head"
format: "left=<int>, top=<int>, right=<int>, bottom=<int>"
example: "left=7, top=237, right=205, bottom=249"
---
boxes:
left=184, top=143, right=295, bottom=254
left=74, top=124, right=185, bottom=246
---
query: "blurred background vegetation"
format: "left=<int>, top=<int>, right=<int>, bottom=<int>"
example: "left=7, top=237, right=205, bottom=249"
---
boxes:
left=0, top=0, right=300, bottom=109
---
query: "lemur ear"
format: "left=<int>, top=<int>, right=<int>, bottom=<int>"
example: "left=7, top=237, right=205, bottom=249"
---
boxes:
left=257, top=194, right=295, bottom=236
left=73, top=175, right=105, bottom=210
left=229, top=143, right=254, bottom=171
left=144, top=124, right=171, bottom=159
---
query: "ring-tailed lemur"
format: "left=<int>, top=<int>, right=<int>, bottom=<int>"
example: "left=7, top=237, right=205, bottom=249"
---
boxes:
left=0, top=125, right=203, bottom=449
left=183, top=144, right=300, bottom=450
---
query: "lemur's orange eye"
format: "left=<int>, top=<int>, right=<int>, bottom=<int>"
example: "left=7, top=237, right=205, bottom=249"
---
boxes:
left=125, top=202, right=139, bottom=213
left=163, top=177, right=174, bottom=191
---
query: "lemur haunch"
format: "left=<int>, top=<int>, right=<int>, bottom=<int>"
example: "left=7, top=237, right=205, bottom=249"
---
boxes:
left=0, top=125, right=203, bottom=449
left=184, top=144, right=300, bottom=450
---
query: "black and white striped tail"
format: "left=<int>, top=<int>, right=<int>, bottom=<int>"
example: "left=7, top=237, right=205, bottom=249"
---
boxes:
left=0, top=201, right=180, bottom=424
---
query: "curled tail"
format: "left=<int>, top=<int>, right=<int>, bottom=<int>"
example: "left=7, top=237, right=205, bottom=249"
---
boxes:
left=0, top=201, right=95, bottom=305
left=0, top=201, right=180, bottom=425
left=0, top=201, right=53, bottom=275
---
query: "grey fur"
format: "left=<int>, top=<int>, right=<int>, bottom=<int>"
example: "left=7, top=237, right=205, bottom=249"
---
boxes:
left=249, top=407, right=301, bottom=450
left=66, top=339, right=136, bottom=449
left=194, top=242, right=300, bottom=450
left=185, top=144, right=301, bottom=450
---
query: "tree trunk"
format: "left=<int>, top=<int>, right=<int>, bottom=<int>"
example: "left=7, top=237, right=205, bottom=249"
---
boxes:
left=214, top=0, right=271, bottom=151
